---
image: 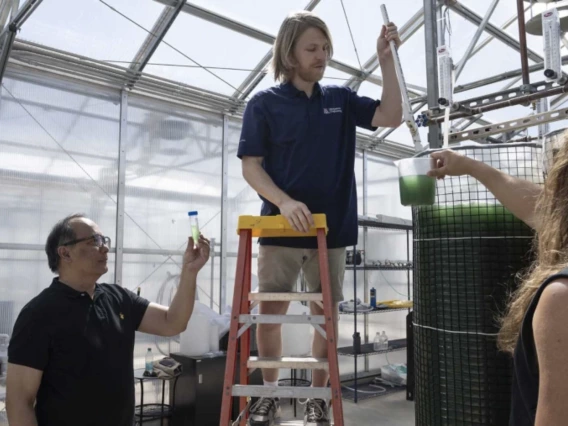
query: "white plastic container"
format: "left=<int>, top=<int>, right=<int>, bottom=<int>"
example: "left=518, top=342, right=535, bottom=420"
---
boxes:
left=395, top=157, right=436, bottom=206
left=209, top=321, right=220, bottom=353
left=281, top=302, right=312, bottom=356
left=180, top=304, right=211, bottom=356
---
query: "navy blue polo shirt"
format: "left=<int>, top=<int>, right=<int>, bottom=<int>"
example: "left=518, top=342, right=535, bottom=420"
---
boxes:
left=237, top=82, right=380, bottom=249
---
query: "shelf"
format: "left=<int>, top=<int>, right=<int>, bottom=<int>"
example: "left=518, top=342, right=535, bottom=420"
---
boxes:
left=346, top=264, right=412, bottom=271
left=341, top=378, right=406, bottom=402
left=337, top=339, right=407, bottom=357
left=340, top=307, right=411, bottom=315
left=358, top=214, right=413, bottom=231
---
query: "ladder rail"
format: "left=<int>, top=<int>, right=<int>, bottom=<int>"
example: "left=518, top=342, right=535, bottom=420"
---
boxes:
left=220, top=229, right=251, bottom=426
left=317, top=229, right=344, bottom=422
left=220, top=217, right=344, bottom=426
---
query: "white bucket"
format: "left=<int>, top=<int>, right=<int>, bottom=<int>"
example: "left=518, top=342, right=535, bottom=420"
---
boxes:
left=281, top=302, right=312, bottom=356
left=180, top=303, right=211, bottom=356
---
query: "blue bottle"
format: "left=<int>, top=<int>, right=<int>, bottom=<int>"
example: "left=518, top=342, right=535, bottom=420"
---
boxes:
left=370, top=287, right=377, bottom=308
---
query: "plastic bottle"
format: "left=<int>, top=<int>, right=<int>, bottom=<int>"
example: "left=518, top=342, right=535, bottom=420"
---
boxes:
left=379, top=330, right=389, bottom=351
left=188, top=211, right=200, bottom=246
left=373, top=332, right=381, bottom=351
left=145, top=348, right=154, bottom=373
left=0, top=334, right=8, bottom=376
left=370, top=287, right=377, bottom=308
left=353, top=332, right=361, bottom=354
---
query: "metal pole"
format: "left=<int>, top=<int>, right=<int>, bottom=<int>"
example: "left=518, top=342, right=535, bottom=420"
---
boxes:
left=220, top=114, right=230, bottom=314
left=455, top=0, right=500, bottom=80
left=126, top=0, right=186, bottom=89
left=362, top=150, right=369, bottom=373
left=210, top=237, right=216, bottom=310
left=536, top=97, right=550, bottom=142
left=115, top=90, right=128, bottom=286
left=425, top=0, right=441, bottom=148
left=516, top=0, right=531, bottom=89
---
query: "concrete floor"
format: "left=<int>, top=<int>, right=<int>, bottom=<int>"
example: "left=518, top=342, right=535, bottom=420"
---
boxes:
left=279, top=392, right=415, bottom=426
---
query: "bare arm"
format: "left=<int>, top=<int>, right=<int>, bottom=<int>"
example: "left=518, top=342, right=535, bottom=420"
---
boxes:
left=138, top=235, right=210, bottom=337
left=372, top=57, right=402, bottom=128
left=428, top=150, right=541, bottom=229
left=533, top=279, right=568, bottom=425
left=6, top=363, right=41, bottom=426
left=372, top=23, right=403, bottom=128
left=241, top=156, right=313, bottom=233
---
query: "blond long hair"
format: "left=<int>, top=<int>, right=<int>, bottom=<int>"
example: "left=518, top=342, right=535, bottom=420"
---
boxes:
left=498, top=130, right=568, bottom=353
left=272, top=11, right=333, bottom=82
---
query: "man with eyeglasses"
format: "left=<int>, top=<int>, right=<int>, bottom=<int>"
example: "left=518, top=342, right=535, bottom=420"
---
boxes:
left=5, top=213, right=210, bottom=426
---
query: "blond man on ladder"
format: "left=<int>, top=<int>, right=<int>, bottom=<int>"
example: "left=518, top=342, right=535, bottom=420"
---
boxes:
left=237, top=11, right=402, bottom=426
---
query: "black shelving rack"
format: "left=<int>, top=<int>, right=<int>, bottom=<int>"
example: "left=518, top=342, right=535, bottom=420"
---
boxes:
left=341, top=214, right=413, bottom=403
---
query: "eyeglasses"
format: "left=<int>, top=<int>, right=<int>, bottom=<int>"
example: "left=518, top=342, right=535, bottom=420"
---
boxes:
left=60, top=234, right=111, bottom=249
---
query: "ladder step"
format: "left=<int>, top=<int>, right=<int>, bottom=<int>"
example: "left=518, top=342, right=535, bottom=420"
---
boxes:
left=248, top=356, right=329, bottom=371
left=232, top=385, right=331, bottom=400
left=249, top=292, right=323, bottom=302
left=239, top=314, right=325, bottom=325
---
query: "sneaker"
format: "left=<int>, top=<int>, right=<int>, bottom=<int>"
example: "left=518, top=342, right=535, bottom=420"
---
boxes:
left=303, top=398, right=330, bottom=426
left=248, top=397, right=281, bottom=426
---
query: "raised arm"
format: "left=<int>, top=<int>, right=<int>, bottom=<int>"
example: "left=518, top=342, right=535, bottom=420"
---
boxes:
left=428, top=149, right=542, bottom=229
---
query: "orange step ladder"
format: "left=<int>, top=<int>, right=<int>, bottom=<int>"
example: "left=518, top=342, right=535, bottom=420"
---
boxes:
left=219, top=214, right=344, bottom=426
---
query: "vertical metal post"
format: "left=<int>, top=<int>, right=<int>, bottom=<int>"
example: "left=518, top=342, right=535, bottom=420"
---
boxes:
left=536, top=98, right=550, bottom=142
left=353, top=243, right=358, bottom=403
left=220, top=115, right=230, bottom=314
left=425, top=0, right=442, bottom=148
left=10, top=0, right=20, bottom=20
left=210, top=237, right=216, bottom=310
left=362, top=150, right=369, bottom=374
left=115, top=90, right=127, bottom=286
left=517, top=0, right=531, bottom=88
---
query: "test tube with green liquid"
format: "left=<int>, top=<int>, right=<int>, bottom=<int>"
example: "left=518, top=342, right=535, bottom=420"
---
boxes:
left=188, top=211, right=199, bottom=245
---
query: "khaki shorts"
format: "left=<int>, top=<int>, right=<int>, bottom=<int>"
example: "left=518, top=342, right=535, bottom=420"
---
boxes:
left=257, top=245, right=346, bottom=303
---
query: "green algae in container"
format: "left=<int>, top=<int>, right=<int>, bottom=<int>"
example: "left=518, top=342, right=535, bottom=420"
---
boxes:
left=396, top=157, right=436, bottom=206
left=413, top=202, right=535, bottom=426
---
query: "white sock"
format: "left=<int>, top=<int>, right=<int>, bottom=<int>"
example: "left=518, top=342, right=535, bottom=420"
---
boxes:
left=264, top=380, right=279, bottom=387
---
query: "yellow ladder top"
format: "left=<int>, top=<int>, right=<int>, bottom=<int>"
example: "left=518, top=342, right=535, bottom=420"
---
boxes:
left=237, top=214, right=328, bottom=238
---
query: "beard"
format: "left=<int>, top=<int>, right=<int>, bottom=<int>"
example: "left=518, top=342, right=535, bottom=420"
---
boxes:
left=295, top=65, right=326, bottom=83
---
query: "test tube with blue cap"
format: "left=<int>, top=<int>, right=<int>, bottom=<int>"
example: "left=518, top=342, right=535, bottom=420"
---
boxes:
left=188, top=211, right=200, bottom=246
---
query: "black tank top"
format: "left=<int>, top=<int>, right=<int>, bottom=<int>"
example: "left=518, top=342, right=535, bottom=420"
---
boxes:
left=510, top=268, right=568, bottom=425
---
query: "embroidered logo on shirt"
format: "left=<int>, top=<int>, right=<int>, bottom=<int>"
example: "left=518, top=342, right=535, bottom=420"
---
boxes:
left=120, top=313, right=125, bottom=320
left=323, top=107, right=342, bottom=114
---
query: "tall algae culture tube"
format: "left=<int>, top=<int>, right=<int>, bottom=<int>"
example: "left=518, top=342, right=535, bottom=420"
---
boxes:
left=412, top=143, right=542, bottom=425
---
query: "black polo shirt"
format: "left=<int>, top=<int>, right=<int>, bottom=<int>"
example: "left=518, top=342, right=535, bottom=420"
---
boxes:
left=8, top=278, right=150, bottom=426
left=237, top=82, right=380, bottom=249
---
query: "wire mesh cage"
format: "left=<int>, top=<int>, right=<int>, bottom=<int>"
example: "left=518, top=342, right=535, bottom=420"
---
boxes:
left=413, top=143, right=542, bottom=425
